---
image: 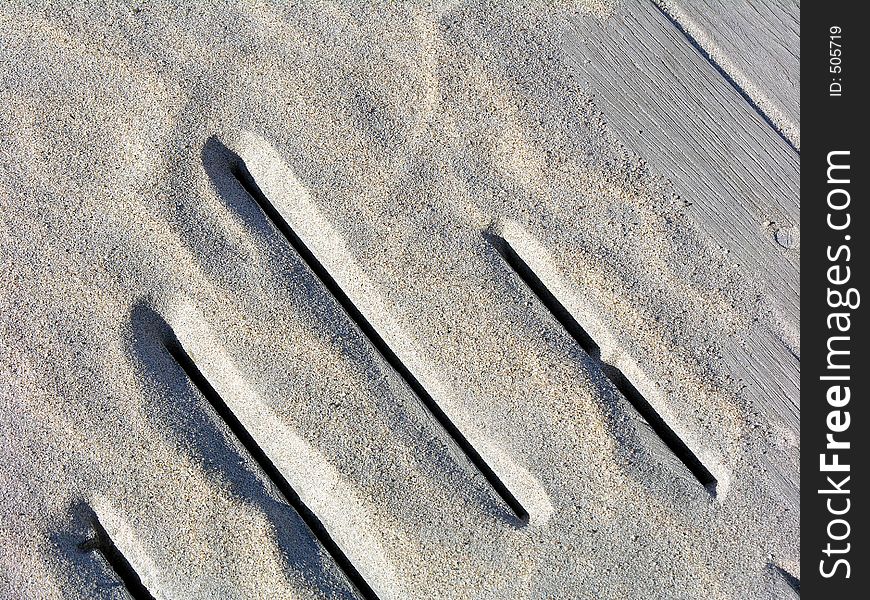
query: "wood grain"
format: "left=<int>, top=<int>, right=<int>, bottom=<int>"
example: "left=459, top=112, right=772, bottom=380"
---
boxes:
left=564, top=0, right=799, bottom=505
left=653, top=0, right=800, bottom=149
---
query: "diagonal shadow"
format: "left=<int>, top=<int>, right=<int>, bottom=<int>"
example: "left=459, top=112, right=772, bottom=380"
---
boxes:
left=126, top=302, right=358, bottom=599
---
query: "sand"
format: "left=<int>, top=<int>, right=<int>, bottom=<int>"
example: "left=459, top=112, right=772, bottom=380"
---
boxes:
left=1, top=1, right=798, bottom=598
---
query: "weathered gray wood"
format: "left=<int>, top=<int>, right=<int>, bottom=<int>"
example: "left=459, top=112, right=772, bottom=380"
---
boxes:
left=653, top=0, right=800, bottom=149
left=564, top=0, right=799, bottom=505
left=566, top=2, right=799, bottom=325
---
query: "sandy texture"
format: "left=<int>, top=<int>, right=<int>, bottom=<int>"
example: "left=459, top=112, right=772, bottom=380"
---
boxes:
left=1, top=1, right=797, bottom=598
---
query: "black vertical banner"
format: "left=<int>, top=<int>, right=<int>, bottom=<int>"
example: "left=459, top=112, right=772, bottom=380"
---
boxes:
left=802, top=2, right=868, bottom=597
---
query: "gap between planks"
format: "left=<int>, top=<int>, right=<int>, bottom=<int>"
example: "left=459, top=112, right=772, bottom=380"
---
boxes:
left=230, top=155, right=531, bottom=525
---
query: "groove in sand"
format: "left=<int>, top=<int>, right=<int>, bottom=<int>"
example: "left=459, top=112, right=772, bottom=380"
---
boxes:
left=771, top=564, right=800, bottom=595
left=80, top=512, right=157, bottom=600
left=230, top=158, right=530, bottom=524
left=167, top=341, right=380, bottom=600
left=490, top=230, right=720, bottom=497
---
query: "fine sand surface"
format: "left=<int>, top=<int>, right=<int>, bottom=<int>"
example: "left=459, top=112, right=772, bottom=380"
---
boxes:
left=1, top=1, right=798, bottom=598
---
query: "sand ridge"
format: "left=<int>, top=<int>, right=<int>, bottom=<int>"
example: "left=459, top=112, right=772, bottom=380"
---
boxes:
left=2, top=1, right=797, bottom=598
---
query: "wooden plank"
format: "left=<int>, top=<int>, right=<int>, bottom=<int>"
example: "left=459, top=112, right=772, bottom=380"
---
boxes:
left=564, top=1, right=799, bottom=506
left=653, top=0, right=800, bottom=149
left=566, top=2, right=799, bottom=329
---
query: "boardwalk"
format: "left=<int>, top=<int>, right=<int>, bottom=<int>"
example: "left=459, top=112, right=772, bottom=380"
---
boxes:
left=0, top=2, right=799, bottom=598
